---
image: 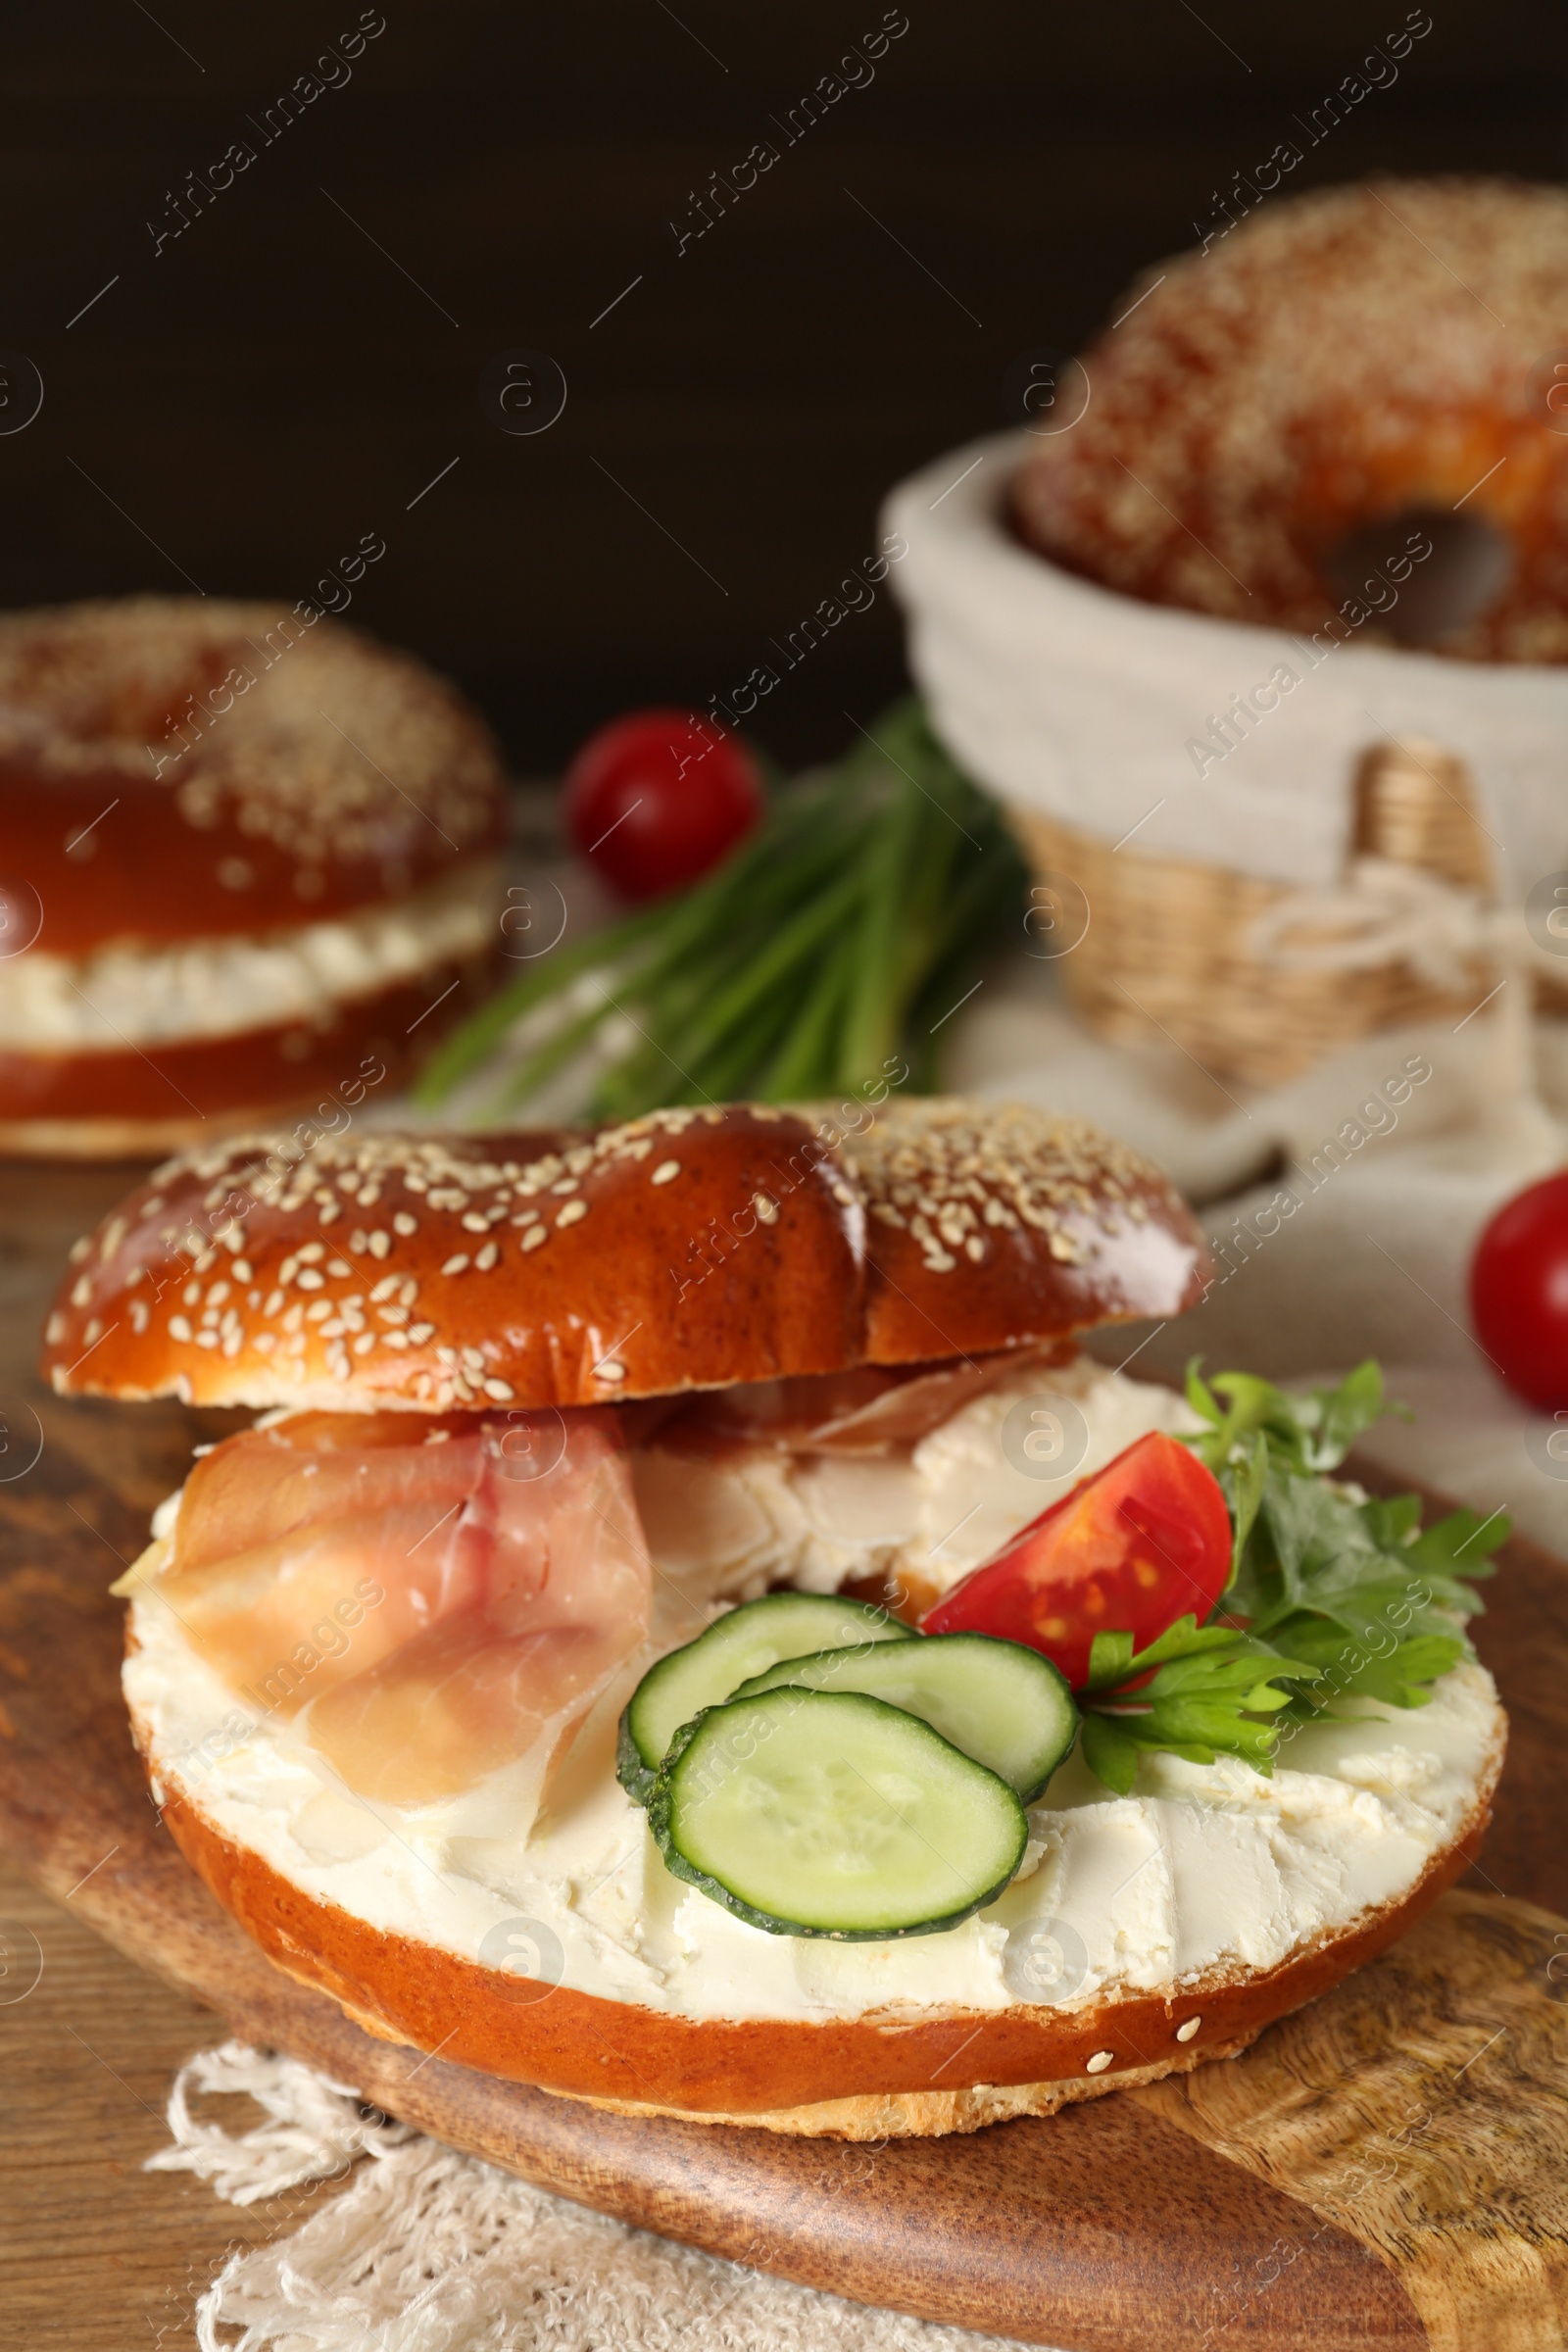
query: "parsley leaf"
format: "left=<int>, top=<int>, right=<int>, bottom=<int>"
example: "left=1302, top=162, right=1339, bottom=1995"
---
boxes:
left=1184, top=1357, right=1394, bottom=1476
left=1077, top=1362, right=1506, bottom=1793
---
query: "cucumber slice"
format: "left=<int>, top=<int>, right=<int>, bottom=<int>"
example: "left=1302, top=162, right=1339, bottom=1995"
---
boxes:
left=650, top=1688, right=1028, bottom=1938
left=730, top=1631, right=1077, bottom=1801
left=617, top=1592, right=916, bottom=1804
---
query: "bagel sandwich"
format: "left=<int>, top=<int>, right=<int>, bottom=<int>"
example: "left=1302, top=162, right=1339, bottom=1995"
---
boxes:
left=42, top=1098, right=1505, bottom=2136
left=0, top=596, right=508, bottom=1156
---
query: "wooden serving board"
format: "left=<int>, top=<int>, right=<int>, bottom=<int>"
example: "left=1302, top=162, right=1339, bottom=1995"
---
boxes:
left=0, top=1159, right=1566, bottom=2352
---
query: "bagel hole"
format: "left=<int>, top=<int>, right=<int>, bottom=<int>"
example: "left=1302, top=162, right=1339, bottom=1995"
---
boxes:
left=1320, top=507, right=1514, bottom=648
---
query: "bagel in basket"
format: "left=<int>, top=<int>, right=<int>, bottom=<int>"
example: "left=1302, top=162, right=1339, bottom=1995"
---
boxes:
left=0, top=596, right=508, bottom=1156
left=1012, top=176, right=1568, bottom=662
left=42, top=1098, right=1505, bottom=2137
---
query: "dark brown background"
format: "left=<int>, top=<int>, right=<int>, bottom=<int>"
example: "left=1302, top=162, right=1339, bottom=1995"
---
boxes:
left=2, top=0, right=1565, bottom=771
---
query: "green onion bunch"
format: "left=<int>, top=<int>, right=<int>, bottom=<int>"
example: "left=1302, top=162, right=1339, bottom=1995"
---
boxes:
left=416, top=699, right=1028, bottom=1122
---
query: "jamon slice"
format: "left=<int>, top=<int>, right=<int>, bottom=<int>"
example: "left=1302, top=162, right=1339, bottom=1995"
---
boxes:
left=668, top=1344, right=1073, bottom=1455
left=306, top=1614, right=622, bottom=1806
left=152, top=1408, right=652, bottom=1812
left=171, top=1411, right=505, bottom=1577
left=305, top=1422, right=651, bottom=1805
left=156, top=1416, right=492, bottom=1715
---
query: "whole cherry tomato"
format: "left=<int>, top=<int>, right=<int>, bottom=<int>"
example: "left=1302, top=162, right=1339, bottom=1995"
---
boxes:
left=564, top=708, right=763, bottom=902
left=1469, top=1169, right=1568, bottom=1408
left=921, top=1431, right=1232, bottom=1690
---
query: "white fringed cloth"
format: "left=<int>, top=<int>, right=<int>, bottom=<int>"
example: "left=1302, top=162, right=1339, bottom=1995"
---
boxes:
left=150, top=2041, right=1038, bottom=2352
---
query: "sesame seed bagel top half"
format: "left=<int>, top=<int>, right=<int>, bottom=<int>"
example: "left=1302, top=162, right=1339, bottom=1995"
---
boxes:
left=41, top=1100, right=1209, bottom=1412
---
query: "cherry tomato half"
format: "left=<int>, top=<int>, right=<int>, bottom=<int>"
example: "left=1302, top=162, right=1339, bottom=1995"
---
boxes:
left=564, top=708, right=764, bottom=902
left=921, top=1431, right=1232, bottom=1690
left=1470, top=1169, right=1568, bottom=1409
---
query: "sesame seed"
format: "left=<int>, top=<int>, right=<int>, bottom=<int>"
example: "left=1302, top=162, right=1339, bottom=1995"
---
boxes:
left=296, top=1267, right=325, bottom=1291
left=522, top=1226, right=547, bottom=1252
left=483, top=1377, right=514, bottom=1400
left=368, top=1232, right=391, bottom=1259
left=169, top=1315, right=193, bottom=1342
left=45, top=1312, right=64, bottom=1344
left=596, top=1360, right=626, bottom=1384
left=1086, top=2051, right=1115, bottom=2075
left=556, top=1200, right=587, bottom=1228
left=231, top=1258, right=252, bottom=1283
left=652, top=1159, right=680, bottom=1185
left=393, top=1211, right=417, bottom=1236
left=461, top=1211, right=489, bottom=1233
left=442, top=1253, right=469, bottom=1275
left=1175, top=2017, right=1201, bottom=2042
left=182, top=1281, right=201, bottom=1308
left=408, top=1322, right=435, bottom=1342
left=353, top=1332, right=377, bottom=1354
left=753, top=1194, right=778, bottom=1225
left=475, top=1242, right=499, bottom=1270
left=297, top=1243, right=324, bottom=1264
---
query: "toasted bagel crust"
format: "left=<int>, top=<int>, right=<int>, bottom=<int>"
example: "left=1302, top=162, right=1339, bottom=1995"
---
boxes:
left=1011, top=178, right=1568, bottom=661
left=0, top=597, right=507, bottom=955
left=43, top=1100, right=1209, bottom=1411
left=136, top=1694, right=1499, bottom=2137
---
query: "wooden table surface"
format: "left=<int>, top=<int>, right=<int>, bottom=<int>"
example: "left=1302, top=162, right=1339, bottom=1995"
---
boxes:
left=0, top=1156, right=283, bottom=2352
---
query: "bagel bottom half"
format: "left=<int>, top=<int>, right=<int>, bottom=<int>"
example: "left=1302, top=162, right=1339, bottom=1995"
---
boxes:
left=137, top=1703, right=1500, bottom=2140
left=0, top=947, right=495, bottom=1157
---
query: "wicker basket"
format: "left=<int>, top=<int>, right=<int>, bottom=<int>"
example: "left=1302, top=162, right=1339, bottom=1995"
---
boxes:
left=1008, top=739, right=1495, bottom=1088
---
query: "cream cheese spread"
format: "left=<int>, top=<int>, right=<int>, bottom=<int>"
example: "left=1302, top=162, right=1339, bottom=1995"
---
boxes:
left=634, top=1355, right=1203, bottom=1611
left=124, top=1363, right=1503, bottom=2027
left=0, top=860, right=501, bottom=1049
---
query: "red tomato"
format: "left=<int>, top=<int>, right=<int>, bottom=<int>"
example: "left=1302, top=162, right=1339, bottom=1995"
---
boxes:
left=1470, top=1170, right=1568, bottom=1408
left=921, top=1432, right=1232, bottom=1690
left=564, top=708, right=763, bottom=901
